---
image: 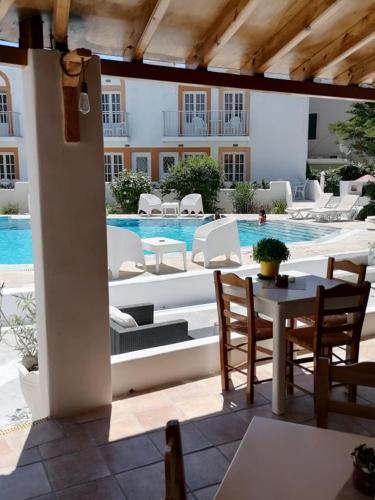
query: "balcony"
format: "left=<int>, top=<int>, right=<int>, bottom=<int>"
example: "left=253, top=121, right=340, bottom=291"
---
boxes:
left=0, top=111, right=21, bottom=137
left=102, top=111, right=130, bottom=138
left=163, top=110, right=249, bottom=139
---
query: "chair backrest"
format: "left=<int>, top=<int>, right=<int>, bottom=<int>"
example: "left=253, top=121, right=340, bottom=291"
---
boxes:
left=316, top=357, right=375, bottom=428
left=313, top=282, right=370, bottom=356
left=336, top=194, right=359, bottom=211
left=214, top=270, right=256, bottom=341
left=140, top=193, right=161, bottom=205
left=165, top=420, right=187, bottom=500
left=181, top=193, right=202, bottom=204
left=314, top=192, right=332, bottom=209
left=285, top=182, right=293, bottom=207
left=195, top=216, right=234, bottom=238
left=326, top=257, right=367, bottom=286
left=107, top=225, right=145, bottom=276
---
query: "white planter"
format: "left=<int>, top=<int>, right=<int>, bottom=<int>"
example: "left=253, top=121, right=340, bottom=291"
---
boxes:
left=17, top=362, right=44, bottom=421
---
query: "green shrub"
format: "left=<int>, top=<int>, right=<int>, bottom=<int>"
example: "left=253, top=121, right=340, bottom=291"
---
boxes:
left=356, top=203, right=375, bottom=221
left=0, top=203, right=19, bottom=215
left=231, top=183, right=256, bottom=213
left=253, top=238, right=290, bottom=263
left=106, top=204, right=123, bottom=215
left=323, top=169, right=341, bottom=196
left=271, top=199, right=287, bottom=214
left=110, top=170, right=152, bottom=214
left=161, top=155, right=223, bottom=212
left=364, top=183, right=375, bottom=200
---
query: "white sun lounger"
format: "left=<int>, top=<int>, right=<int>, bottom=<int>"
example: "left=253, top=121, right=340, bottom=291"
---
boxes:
left=180, top=193, right=204, bottom=216
left=107, top=226, right=145, bottom=279
left=285, top=192, right=333, bottom=219
left=310, top=194, right=360, bottom=221
left=192, top=217, right=242, bottom=267
left=138, top=193, right=162, bottom=215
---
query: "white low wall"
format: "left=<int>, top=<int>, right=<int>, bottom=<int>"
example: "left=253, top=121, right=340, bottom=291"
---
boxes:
left=0, top=183, right=29, bottom=213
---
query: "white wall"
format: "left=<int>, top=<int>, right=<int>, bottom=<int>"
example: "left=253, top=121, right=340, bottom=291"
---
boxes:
left=309, top=97, right=352, bottom=158
left=250, top=92, right=309, bottom=183
left=0, top=182, right=29, bottom=212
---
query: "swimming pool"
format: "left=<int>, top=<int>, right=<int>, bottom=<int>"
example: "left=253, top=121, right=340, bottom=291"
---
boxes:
left=0, top=216, right=337, bottom=265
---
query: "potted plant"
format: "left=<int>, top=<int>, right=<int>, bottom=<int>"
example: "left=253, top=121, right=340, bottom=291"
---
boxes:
left=253, top=238, right=290, bottom=278
left=0, top=284, right=43, bottom=420
left=352, top=444, right=375, bottom=497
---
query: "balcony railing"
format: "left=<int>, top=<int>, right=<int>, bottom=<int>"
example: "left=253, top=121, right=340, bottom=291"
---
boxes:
left=0, top=112, right=21, bottom=137
left=102, top=111, right=130, bottom=137
left=163, top=110, right=249, bottom=137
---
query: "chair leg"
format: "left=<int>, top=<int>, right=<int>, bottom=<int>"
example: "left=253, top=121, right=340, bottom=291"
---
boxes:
left=286, top=340, right=294, bottom=395
left=219, top=329, right=230, bottom=392
left=347, top=343, right=358, bottom=403
left=246, top=340, right=255, bottom=404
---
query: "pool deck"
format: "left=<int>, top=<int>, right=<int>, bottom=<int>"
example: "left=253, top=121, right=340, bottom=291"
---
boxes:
left=1, top=214, right=375, bottom=288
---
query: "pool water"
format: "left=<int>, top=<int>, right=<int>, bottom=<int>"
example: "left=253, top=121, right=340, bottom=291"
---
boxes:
left=0, top=216, right=337, bottom=265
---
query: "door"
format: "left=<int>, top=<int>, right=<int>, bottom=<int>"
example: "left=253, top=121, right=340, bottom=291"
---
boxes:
left=223, top=152, right=245, bottom=184
left=183, top=91, right=207, bottom=136
left=102, top=92, right=122, bottom=136
left=159, top=152, right=179, bottom=179
left=223, top=91, right=244, bottom=135
left=132, top=152, right=151, bottom=177
left=0, top=92, right=9, bottom=136
left=0, top=153, right=16, bottom=181
left=104, top=153, right=123, bottom=182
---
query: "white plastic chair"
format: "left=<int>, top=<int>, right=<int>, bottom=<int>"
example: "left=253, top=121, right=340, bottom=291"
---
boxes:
left=180, top=193, right=204, bottom=215
left=107, top=225, right=145, bottom=279
left=192, top=217, right=242, bottom=267
left=191, top=116, right=208, bottom=136
left=138, top=193, right=162, bottom=215
left=310, top=194, right=360, bottom=221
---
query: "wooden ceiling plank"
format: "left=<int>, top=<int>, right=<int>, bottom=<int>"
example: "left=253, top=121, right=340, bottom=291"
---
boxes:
left=291, top=11, right=375, bottom=81
left=241, top=0, right=348, bottom=75
left=186, top=0, right=262, bottom=69
left=0, top=0, right=14, bottom=23
left=100, top=58, right=375, bottom=101
left=53, top=0, right=71, bottom=43
left=334, top=55, right=375, bottom=85
left=133, top=0, right=171, bottom=60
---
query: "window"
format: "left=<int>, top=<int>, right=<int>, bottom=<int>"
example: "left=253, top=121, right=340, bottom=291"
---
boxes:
left=183, top=152, right=207, bottom=162
left=183, top=92, right=206, bottom=123
left=0, top=153, right=16, bottom=180
left=223, top=152, right=245, bottom=183
left=224, top=92, right=244, bottom=122
left=101, top=92, right=121, bottom=124
left=0, top=92, right=8, bottom=124
left=132, top=152, right=151, bottom=177
left=104, top=153, right=123, bottom=182
left=159, top=152, right=178, bottom=178
left=308, top=113, right=317, bottom=140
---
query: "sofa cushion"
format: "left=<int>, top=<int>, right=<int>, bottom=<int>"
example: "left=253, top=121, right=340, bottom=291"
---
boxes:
left=109, top=305, right=138, bottom=328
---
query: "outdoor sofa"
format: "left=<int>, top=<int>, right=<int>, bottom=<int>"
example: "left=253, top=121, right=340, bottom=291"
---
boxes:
left=110, top=302, right=189, bottom=354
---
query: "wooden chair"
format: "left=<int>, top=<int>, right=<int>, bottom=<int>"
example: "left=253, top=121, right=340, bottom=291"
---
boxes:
left=316, top=357, right=375, bottom=428
left=165, top=420, right=187, bottom=500
left=296, top=257, right=367, bottom=328
left=214, top=270, right=273, bottom=403
left=286, top=282, right=370, bottom=400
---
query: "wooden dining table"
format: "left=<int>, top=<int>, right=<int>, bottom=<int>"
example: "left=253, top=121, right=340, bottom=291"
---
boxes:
left=215, top=417, right=374, bottom=500
left=249, top=272, right=342, bottom=415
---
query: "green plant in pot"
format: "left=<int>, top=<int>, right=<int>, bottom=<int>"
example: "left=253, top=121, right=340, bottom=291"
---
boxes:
left=253, top=238, right=290, bottom=278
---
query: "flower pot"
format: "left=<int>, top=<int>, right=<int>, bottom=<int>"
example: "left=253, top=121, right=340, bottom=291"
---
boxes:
left=260, top=261, right=280, bottom=278
left=17, top=361, right=44, bottom=421
left=352, top=464, right=375, bottom=497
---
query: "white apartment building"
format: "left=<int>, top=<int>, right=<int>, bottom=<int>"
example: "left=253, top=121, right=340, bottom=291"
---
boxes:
left=0, top=64, right=316, bottom=186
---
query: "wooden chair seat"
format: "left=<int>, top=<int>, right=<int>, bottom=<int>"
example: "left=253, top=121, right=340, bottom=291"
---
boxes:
left=230, top=318, right=273, bottom=340
left=298, top=313, right=347, bottom=326
left=287, top=326, right=352, bottom=350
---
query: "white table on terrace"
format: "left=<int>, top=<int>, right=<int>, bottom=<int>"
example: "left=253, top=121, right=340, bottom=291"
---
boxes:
left=162, top=202, right=179, bottom=215
left=250, top=273, right=341, bottom=415
left=215, top=417, right=373, bottom=500
left=141, top=237, right=187, bottom=274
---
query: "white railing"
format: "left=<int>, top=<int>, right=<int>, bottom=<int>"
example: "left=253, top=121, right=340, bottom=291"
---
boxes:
left=163, top=110, right=249, bottom=137
left=102, top=111, right=130, bottom=137
left=0, top=112, right=21, bottom=137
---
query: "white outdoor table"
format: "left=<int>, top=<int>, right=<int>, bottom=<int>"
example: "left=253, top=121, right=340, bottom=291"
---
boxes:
left=162, top=202, right=179, bottom=215
left=215, top=417, right=373, bottom=500
left=250, top=273, right=341, bottom=415
left=141, top=237, right=186, bottom=273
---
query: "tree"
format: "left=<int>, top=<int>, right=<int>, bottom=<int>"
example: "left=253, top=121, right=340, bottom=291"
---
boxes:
left=161, top=155, right=223, bottom=212
left=329, top=102, right=375, bottom=163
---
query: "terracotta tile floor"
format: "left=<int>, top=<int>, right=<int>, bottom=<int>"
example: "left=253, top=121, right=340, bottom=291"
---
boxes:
left=1, top=341, right=375, bottom=499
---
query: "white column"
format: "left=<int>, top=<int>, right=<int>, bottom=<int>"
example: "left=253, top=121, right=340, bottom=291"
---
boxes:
left=24, top=50, right=111, bottom=418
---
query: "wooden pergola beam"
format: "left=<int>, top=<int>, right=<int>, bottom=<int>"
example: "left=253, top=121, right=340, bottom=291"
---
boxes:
left=133, top=0, right=171, bottom=60
left=100, top=58, right=375, bottom=101
left=186, top=0, right=262, bottom=69
left=334, top=55, right=375, bottom=85
left=123, top=0, right=169, bottom=62
left=241, top=0, right=346, bottom=75
left=291, top=11, right=375, bottom=81
left=53, top=0, right=71, bottom=45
